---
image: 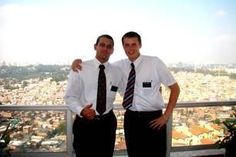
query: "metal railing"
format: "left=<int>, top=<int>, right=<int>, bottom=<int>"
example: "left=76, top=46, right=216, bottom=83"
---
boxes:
left=0, top=101, right=235, bottom=157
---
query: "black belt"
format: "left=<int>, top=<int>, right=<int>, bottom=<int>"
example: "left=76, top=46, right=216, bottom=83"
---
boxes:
left=126, top=109, right=162, bottom=116
left=76, top=110, right=114, bottom=121
left=94, top=110, right=114, bottom=120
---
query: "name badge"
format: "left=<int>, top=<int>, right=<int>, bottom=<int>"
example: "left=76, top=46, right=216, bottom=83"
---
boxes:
left=111, top=85, right=118, bottom=92
left=143, top=82, right=151, bottom=88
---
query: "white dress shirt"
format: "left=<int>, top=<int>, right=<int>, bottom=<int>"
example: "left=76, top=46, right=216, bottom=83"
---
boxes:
left=64, top=58, right=124, bottom=116
left=114, top=55, right=177, bottom=111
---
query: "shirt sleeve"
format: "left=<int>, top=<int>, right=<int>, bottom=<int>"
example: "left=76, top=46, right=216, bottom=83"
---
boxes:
left=118, top=69, right=126, bottom=96
left=156, top=58, right=176, bottom=87
left=64, top=70, right=85, bottom=116
left=112, top=60, right=126, bottom=96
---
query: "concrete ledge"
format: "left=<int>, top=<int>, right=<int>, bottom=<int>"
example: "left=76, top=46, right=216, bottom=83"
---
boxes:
left=170, top=148, right=225, bottom=157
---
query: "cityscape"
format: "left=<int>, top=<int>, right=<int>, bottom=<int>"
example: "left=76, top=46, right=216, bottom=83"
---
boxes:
left=1, top=0, right=236, bottom=154
left=0, top=63, right=236, bottom=152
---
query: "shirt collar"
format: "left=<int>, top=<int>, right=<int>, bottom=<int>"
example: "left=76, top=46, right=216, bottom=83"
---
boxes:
left=130, top=54, right=142, bottom=68
left=93, top=58, right=109, bottom=69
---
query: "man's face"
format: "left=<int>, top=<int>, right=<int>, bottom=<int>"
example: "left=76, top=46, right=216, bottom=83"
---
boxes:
left=95, top=37, right=114, bottom=63
left=122, top=37, right=141, bottom=62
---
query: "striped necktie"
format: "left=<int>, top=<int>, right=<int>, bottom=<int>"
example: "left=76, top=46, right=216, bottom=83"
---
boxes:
left=122, top=63, right=135, bottom=109
left=96, top=64, right=106, bottom=115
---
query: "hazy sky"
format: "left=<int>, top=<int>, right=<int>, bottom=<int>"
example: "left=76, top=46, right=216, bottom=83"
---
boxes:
left=0, top=0, right=236, bottom=65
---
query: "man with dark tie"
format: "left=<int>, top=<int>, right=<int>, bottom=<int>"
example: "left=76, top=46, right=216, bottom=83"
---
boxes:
left=71, top=31, right=180, bottom=157
left=64, top=34, right=124, bottom=157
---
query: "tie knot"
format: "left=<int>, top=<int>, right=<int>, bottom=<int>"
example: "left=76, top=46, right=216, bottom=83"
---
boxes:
left=99, top=64, right=105, bottom=70
left=131, top=63, right=135, bottom=69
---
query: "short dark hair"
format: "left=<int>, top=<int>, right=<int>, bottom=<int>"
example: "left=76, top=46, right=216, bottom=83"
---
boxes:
left=95, top=34, right=114, bottom=46
left=122, top=31, right=142, bottom=45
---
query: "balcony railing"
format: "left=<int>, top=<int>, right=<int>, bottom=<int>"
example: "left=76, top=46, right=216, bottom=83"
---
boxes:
left=0, top=101, right=235, bottom=157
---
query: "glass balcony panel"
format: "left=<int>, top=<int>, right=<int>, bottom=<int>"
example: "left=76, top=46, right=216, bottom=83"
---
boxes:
left=113, top=108, right=126, bottom=150
left=172, top=106, right=234, bottom=147
left=1, top=102, right=235, bottom=157
left=0, top=110, right=67, bottom=153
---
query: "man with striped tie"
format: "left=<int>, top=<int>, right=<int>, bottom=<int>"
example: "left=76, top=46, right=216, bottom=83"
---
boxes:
left=116, top=31, right=180, bottom=157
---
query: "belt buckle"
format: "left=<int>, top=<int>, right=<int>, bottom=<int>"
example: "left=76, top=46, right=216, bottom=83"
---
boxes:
left=94, top=115, right=101, bottom=120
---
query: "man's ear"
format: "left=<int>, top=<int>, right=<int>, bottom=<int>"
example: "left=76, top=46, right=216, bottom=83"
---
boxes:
left=111, top=48, right=114, bottom=54
left=94, top=44, right=96, bottom=50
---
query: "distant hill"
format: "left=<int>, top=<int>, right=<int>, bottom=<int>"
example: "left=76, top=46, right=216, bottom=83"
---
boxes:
left=1, top=64, right=236, bottom=82
left=0, top=64, right=70, bottom=82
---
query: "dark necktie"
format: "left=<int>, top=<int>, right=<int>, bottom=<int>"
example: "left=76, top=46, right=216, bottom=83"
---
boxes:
left=96, top=64, right=106, bottom=115
left=122, top=63, right=135, bottom=109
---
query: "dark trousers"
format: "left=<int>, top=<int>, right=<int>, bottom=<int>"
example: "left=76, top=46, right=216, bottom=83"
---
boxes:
left=124, top=109, right=167, bottom=157
left=73, top=110, right=117, bottom=157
